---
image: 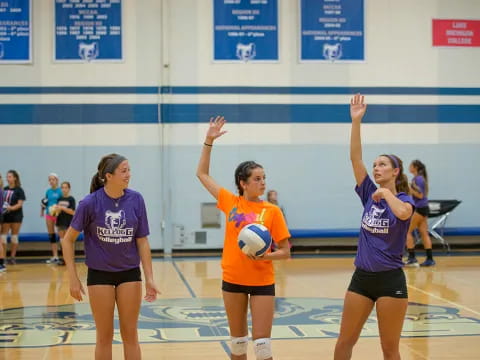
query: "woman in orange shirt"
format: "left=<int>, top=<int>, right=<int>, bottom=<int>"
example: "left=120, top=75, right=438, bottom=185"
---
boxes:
left=196, top=116, right=291, bottom=360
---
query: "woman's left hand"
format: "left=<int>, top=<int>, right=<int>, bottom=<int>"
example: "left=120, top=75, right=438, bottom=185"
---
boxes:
left=144, top=279, right=161, bottom=302
left=247, top=253, right=267, bottom=261
left=372, top=188, right=388, bottom=202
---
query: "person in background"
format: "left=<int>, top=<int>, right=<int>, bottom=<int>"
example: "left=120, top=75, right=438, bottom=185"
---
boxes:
left=405, top=160, right=435, bottom=267
left=42, top=173, right=63, bottom=264
left=55, top=181, right=76, bottom=266
left=1, top=170, right=26, bottom=268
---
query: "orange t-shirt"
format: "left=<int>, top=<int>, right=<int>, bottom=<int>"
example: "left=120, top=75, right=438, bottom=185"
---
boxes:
left=217, top=188, right=291, bottom=286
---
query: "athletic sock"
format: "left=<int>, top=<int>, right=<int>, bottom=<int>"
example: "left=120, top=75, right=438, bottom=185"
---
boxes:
left=408, top=249, right=416, bottom=259
left=426, top=248, right=433, bottom=260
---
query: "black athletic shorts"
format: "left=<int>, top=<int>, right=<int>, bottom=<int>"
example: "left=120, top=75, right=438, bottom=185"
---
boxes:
left=415, top=206, right=429, bottom=217
left=348, top=267, right=408, bottom=301
left=2, top=212, right=23, bottom=224
left=222, top=280, right=275, bottom=296
left=87, top=267, right=141, bottom=287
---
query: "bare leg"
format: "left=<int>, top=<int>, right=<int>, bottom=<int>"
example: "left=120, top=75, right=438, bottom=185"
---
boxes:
left=376, top=297, right=408, bottom=360
left=223, top=291, right=249, bottom=360
left=9, top=222, right=22, bottom=258
left=334, top=291, right=375, bottom=360
left=116, top=281, right=142, bottom=359
left=88, top=285, right=116, bottom=360
left=46, top=217, right=58, bottom=258
left=250, top=295, right=275, bottom=360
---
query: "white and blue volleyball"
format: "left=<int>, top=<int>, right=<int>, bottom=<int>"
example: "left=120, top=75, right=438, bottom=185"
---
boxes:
left=238, top=223, right=272, bottom=256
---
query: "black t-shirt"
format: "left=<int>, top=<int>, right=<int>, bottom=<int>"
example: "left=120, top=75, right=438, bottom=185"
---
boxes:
left=2, top=186, right=26, bottom=217
left=56, top=196, right=76, bottom=227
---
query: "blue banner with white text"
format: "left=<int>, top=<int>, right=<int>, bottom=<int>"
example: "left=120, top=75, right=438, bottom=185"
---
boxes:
left=55, top=0, right=122, bottom=61
left=300, top=0, right=364, bottom=62
left=0, top=0, right=31, bottom=63
left=214, top=0, right=278, bottom=62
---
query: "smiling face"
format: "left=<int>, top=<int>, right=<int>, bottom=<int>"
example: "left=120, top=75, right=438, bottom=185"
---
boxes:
left=372, top=156, right=399, bottom=186
left=105, top=160, right=130, bottom=190
left=241, top=167, right=266, bottom=199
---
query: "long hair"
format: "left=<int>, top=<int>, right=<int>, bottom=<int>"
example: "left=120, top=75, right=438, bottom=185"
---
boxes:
left=411, top=159, right=428, bottom=195
left=381, top=155, right=409, bottom=194
left=7, top=170, right=21, bottom=188
left=234, top=161, right=263, bottom=196
left=89, top=153, right=122, bottom=193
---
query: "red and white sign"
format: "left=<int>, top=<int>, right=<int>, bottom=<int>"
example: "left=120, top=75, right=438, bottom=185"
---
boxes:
left=432, top=19, right=480, bottom=47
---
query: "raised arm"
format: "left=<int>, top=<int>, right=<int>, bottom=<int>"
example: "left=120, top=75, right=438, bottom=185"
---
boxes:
left=350, top=94, right=368, bottom=186
left=196, top=116, right=227, bottom=199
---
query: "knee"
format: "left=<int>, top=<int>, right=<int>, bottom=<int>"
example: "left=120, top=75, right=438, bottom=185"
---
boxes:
left=253, top=338, right=272, bottom=360
left=380, top=340, right=400, bottom=358
left=96, top=330, right=114, bottom=346
left=230, top=336, right=248, bottom=356
left=119, top=326, right=138, bottom=344
left=335, top=336, right=358, bottom=352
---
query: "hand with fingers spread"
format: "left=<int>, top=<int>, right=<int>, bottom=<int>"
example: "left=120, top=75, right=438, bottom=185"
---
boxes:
left=205, top=115, right=227, bottom=144
left=350, top=93, right=367, bottom=122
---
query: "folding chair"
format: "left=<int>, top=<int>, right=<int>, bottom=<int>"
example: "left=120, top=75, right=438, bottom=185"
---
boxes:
left=426, top=200, right=462, bottom=252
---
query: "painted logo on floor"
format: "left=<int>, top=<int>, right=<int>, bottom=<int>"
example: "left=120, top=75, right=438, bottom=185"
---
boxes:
left=1, top=298, right=479, bottom=347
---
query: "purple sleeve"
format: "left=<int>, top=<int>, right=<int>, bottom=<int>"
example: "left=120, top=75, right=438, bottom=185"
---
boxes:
left=414, top=176, right=426, bottom=196
left=398, top=193, right=416, bottom=210
left=135, top=194, right=150, bottom=238
left=355, top=175, right=377, bottom=207
left=70, top=197, right=89, bottom=232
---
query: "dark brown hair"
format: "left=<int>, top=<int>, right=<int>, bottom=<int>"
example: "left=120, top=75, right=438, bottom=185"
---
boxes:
left=90, top=153, right=126, bottom=193
left=234, top=161, right=263, bottom=195
left=411, top=159, right=429, bottom=195
left=7, top=170, right=21, bottom=188
left=61, top=181, right=71, bottom=189
left=381, top=154, right=410, bottom=194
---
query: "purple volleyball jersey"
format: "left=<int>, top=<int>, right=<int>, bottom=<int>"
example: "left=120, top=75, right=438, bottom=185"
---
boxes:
left=354, top=175, right=415, bottom=272
left=412, top=175, right=428, bottom=208
left=70, top=188, right=150, bottom=272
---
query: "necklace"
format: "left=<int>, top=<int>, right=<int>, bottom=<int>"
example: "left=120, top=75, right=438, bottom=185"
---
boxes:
left=113, top=198, right=119, bottom=208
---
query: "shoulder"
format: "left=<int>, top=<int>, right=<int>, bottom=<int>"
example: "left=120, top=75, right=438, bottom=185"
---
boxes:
left=397, top=192, right=415, bottom=205
left=79, top=191, right=98, bottom=206
left=125, top=188, right=143, bottom=200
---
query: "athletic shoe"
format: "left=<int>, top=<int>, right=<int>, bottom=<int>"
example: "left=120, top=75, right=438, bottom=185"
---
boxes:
left=0, top=263, right=6, bottom=272
left=46, top=257, right=59, bottom=264
left=57, top=259, right=66, bottom=266
left=404, top=258, right=419, bottom=267
left=7, top=257, right=16, bottom=265
left=420, top=259, right=436, bottom=267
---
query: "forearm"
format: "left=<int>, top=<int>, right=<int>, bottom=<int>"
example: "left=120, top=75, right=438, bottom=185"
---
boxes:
left=196, top=136, right=214, bottom=178
left=137, top=238, right=154, bottom=281
left=350, top=120, right=363, bottom=162
left=61, top=228, right=80, bottom=279
left=263, top=240, right=291, bottom=260
left=383, top=192, right=412, bottom=220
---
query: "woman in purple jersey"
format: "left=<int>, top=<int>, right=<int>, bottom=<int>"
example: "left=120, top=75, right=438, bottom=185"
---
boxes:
left=334, top=94, right=415, bottom=360
left=61, top=153, right=160, bottom=360
left=405, top=160, right=435, bottom=267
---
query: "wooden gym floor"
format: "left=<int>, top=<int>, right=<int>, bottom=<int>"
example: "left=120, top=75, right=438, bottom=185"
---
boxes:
left=1, top=253, right=480, bottom=359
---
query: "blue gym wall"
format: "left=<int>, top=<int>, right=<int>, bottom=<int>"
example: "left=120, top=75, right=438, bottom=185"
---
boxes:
left=0, top=0, right=479, bottom=251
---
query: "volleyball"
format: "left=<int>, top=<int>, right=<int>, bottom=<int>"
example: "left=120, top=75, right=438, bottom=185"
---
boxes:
left=49, top=205, right=60, bottom=216
left=238, top=223, right=272, bottom=257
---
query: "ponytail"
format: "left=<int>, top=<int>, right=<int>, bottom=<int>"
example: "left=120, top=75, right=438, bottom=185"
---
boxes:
left=90, top=172, right=104, bottom=193
left=411, top=159, right=428, bottom=195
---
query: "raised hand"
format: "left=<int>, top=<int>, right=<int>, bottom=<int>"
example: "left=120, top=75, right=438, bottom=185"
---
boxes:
left=350, top=93, right=367, bottom=122
left=205, top=116, right=227, bottom=142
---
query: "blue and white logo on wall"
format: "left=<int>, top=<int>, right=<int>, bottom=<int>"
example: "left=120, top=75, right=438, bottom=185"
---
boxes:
left=79, top=42, right=99, bottom=61
left=0, top=0, right=32, bottom=64
left=55, top=0, right=122, bottom=62
left=214, top=0, right=278, bottom=62
left=300, top=0, right=364, bottom=62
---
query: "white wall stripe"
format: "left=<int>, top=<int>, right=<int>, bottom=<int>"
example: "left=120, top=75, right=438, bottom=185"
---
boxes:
left=1, top=123, right=479, bottom=147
